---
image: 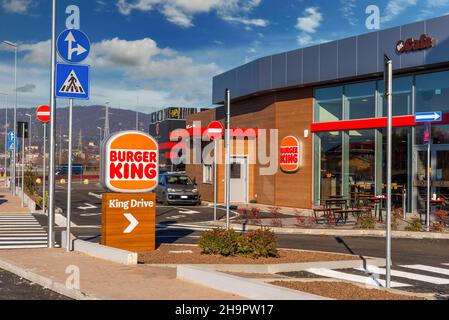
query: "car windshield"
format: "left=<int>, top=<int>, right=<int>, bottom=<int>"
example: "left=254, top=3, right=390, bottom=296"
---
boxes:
left=166, top=175, right=194, bottom=186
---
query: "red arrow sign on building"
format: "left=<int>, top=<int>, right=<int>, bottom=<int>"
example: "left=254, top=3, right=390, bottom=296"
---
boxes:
left=36, top=105, right=51, bottom=123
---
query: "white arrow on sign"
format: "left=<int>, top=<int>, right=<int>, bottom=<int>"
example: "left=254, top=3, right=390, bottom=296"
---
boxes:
left=65, top=31, right=87, bottom=60
left=77, top=203, right=97, bottom=210
left=123, top=213, right=139, bottom=234
left=416, top=112, right=442, bottom=121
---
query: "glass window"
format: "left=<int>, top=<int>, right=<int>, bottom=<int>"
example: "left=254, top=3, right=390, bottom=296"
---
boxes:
left=315, top=86, right=343, bottom=122
left=345, top=82, right=376, bottom=119
left=166, top=175, right=194, bottom=185
left=416, top=124, right=449, bottom=145
left=318, top=131, right=342, bottom=200
left=231, top=163, right=241, bottom=179
left=416, top=71, right=449, bottom=113
left=203, top=164, right=212, bottom=184
left=348, top=129, right=376, bottom=194
left=378, top=77, right=413, bottom=117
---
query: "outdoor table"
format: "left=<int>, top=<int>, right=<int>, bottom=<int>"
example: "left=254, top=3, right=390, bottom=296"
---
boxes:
left=325, top=199, right=349, bottom=209
left=331, top=208, right=367, bottom=225
left=328, top=195, right=344, bottom=199
left=365, top=196, right=386, bottom=222
left=312, top=207, right=331, bottom=224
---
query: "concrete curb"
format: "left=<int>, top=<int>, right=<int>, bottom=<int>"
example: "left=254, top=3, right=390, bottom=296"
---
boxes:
left=186, top=221, right=449, bottom=240
left=0, top=256, right=101, bottom=300
left=177, top=265, right=330, bottom=300
left=148, top=257, right=385, bottom=274
left=61, top=231, right=138, bottom=265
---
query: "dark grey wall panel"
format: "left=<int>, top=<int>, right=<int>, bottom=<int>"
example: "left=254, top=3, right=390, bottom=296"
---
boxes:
left=303, top=45, right=320, bottom=83
left=357, top=32, right=378, bottom=75
left=271, top=53, right=287, bottom=89
left=338, top=37, right=357, bottom=78
left=400, top=21, right=425, bottom=69
left=286, top=49, right=302, bottom=87
left=425, top=15, right=449, bottom=65
left=213, top=15, right=449, bottom=104
left=378, top=27, right=401, bottom=72
left=320, top=41, right=338, bottom=81
left=258, top=56, right=272, bottom=92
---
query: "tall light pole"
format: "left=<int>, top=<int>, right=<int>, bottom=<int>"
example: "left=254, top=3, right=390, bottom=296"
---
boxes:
left=47, top=0, right=57, bottom=248
left=25, top=113, right=31, bottom=162
left=2, top=41, right=18, bottom=196
left=384, top=55, right=393, bottom=289
left=97, top=127, right=102, bottom=143
left=0, top=93, right=7, bottom=186
left=104, top=102, right=110, bottom=138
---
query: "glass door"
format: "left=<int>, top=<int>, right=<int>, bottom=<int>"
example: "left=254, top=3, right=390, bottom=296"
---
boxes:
left=413, top=147, right=429, bottom=214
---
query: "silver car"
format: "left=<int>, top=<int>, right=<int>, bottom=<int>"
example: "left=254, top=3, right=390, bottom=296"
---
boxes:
left=156, top=173, right=201, bottom=206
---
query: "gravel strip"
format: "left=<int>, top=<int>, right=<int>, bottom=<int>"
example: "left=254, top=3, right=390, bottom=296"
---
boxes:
left=138, top=244, right=359, bottom=265
left=271, top=281, right=426, bottom=300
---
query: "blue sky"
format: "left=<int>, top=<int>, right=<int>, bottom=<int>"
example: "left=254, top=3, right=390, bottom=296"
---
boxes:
left=0, top=0, right=448, bottom=112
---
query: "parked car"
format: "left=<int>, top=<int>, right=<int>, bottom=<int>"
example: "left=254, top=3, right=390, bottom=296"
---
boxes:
left=156, top=173, right=201, bottom=206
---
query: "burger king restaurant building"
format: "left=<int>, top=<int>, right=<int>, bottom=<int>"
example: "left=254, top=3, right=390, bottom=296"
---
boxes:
left=184, top=15, right=449, bottom=213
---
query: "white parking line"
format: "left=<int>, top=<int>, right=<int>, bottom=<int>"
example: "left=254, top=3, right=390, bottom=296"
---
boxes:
left=0, top=237, right=47, bottom=240
left=356, top=265, right=449, bottom=285
left=306, top=268, right=410, bottom=288
left=400, top=265, right=449, bottom=277
left=0, top=245, right=48, bottom=249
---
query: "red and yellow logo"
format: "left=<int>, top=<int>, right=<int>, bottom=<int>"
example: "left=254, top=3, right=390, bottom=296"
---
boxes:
left=101, top=131, right=159, bottom=193
left=280, top=136, right=301, bottom=173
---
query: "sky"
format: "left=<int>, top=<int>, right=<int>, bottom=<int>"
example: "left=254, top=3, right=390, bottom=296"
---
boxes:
left=0, top=0, right=448, bottom=113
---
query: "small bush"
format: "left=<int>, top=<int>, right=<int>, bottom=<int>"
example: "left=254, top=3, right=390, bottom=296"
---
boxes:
left=249, top=207, right=262, bottom=226
left=237, top=207, right=249, bottom=221
left=357, top=215, right=376, bottom=229
left=430, top=222, right=445, bottom=233
left=269, top=207, right=283, bottom=227
left=24, top=164, right=39, bottom=196
left=199, top=228, right=279, bottom=259
left=36, top=192, right=49, bottom=211
left=405, top=218, right=423, bottom=232
left=294, top=209, right=315, bottom=228
left=433, top=210, right=449, bottom=226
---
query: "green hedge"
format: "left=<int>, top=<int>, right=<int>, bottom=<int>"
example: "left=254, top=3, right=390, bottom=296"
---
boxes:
left=199, top=228, right=279, bottom=259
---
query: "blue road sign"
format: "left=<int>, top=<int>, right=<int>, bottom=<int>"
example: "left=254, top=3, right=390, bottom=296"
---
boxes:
left=8, top=132, right=18, bottom=151
left=415, top=111, right=442, bottom=123
left=8, top=131, right=14, bottom=141
left=56, top=63, right=90, bottom=100
left=57, top=29, right=90, bottom=63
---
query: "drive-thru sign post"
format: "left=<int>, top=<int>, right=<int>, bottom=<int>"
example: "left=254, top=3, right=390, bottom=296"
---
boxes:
left=100, top=131, right=159, bottom=252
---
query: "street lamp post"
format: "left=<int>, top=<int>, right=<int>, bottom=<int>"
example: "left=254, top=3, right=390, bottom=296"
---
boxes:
left=104, top=102, right=110, bottom=138
left=97, top=127, right=102, bottom=143
left=25, top=113, right=32, bottom=163
left=0, top=93, right=7, bottom=186
left=2, top=41, right=18, bottom=196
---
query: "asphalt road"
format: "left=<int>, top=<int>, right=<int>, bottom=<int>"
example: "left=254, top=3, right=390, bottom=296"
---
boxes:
left=0, top=268, right=70, bottom=300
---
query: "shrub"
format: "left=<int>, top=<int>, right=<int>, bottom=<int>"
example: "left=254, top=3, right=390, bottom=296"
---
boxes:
left=294, top=209, right=315, bottom=228
left=36, top=192, right=49, bottom=211
left=391, top=208, right=404, bottom=231
left=24, top=164, right=39, bottom=196
left=269, top=207, right=283, bottom=227
left=199, top=228, right=279, bottom=259
left=357, top=215, right=376, bottom=229
left=405, top=218, right=423, bottom=232
left=199, top=228, right=239, bottom=256
left=237, top=207, right=249, bottom=221
left=430, top=222, right=445, bottom=233
left=433, top=210, right=449, bottom=226
left=249, top=207, right=262, bottom=226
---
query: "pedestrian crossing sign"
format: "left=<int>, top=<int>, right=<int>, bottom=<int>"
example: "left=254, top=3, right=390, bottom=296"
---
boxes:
left=56, top=63, right=90, bottom=100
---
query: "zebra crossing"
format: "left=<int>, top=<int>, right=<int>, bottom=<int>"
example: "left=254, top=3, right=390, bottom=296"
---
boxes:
left=0, top=214, right=48, bottom=249
left=301, top=263, right=449, bottom=294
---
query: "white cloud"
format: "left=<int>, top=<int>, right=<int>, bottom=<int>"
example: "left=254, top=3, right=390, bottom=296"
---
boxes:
left=382, top=0, right=417, bottom=23
left=340, top=0, right=358, bottom=26
left=296, top=7, right=323, bottom=33
left=116, top=0, right=267, bottom=28
left=1, top=0, right=33, bottom=14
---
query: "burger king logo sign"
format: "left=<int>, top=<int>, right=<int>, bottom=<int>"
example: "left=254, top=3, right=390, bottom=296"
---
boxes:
left=280, top=136, right=301, bottom=173
left=101, top=131, right=159, bottom=193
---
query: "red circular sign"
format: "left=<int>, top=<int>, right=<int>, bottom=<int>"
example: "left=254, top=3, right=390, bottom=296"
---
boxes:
left=36, top=105, right=51, bottom=123
left=207, top=121, right=224, bottom=140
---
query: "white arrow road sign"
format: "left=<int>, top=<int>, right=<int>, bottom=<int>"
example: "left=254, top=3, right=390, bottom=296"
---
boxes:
left=65, top=31, right=87, bottom=60
left=77, top=203, right=98, bottom=210
left=178, top=210, right=200, bottom=215
left=123, top=213, right=139, bottom=234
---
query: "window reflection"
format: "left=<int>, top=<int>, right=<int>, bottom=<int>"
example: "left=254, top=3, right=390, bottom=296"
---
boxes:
left=416, top=71, right=449, bottom=113
left=345, top=82, right=376, bottom=120
left=319, top=131, right=342, bottom=200
left=378, top=77, right=413, bottom=117
left=315, top=86, right=343, bottom=122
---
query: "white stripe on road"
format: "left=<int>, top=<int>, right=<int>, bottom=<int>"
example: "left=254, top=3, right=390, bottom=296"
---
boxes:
left=306, top=268, right=410, bottom=288
left=157, top=236, right=201, bottom=239
left=0, top=241, right=48, bottom=244
left=400, top=265, right=449, bottom=277
left=0, top=233, right=47, bottom=236
left=443, top=263, right=449, bottom=267
left=356, top=265, right=449, bottom=285
left=0, top=237, right=47, bottom=240
left=0, top=245, right=48, bottom=249
left=88, top=192, right=103, bottom=199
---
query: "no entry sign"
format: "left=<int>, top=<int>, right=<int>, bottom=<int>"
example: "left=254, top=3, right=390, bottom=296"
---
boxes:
left=207, top=121, right=224, bottom=140
left=101, top=131, right=159, bottom=193
left=36, top=105, right=51, bottom=123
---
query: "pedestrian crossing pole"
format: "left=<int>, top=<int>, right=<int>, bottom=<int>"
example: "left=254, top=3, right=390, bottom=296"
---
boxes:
left=66, top=99, right=73, bottom=251
left=384, top=55, right=393, bottom=289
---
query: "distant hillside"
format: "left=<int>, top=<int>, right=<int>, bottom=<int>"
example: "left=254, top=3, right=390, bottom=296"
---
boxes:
left=0, top=105, right=153, bottom=150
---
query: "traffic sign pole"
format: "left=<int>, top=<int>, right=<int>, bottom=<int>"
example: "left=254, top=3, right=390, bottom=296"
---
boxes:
left=427, top=126, right=431, bottom=232
left=214, top=139, right=218, bottom=223
left=48, top=0, right=57, bottom=248
left=21, top=122, right=24, bottom=208
left=67, top=99, right=73, bottom=251
left=42, top=123, right=46, bottom=215
left=225, top=89, right=231, bottom=230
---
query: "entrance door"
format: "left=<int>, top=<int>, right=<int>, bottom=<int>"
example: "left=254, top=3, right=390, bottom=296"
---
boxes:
left=413, top=145, right=449, bottom=213
left=229, top=157, right=248, bottom=203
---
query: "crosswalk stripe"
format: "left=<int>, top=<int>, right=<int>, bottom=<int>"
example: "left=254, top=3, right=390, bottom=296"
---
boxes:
left=400, top=265, right=449, bottom=277
left=356, top=266, right=449, bottom=285
left=305, top=268, right=410, bottom=288
left=0, top=214, right=47, bottom=250
left=443, top=264, right=449, bottom=267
